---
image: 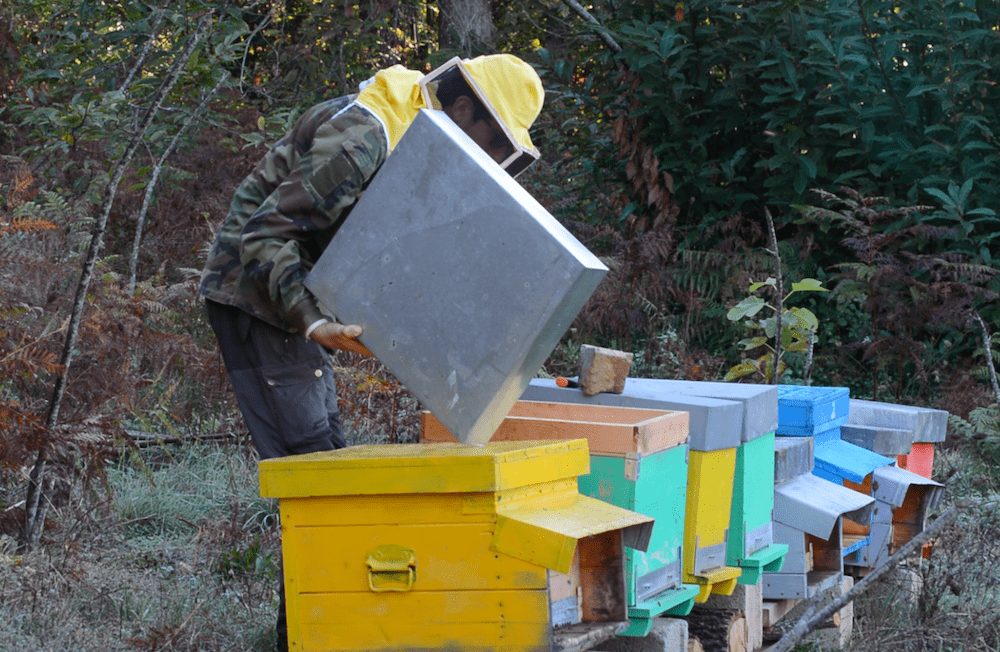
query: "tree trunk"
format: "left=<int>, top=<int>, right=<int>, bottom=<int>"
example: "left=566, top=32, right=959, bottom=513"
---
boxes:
left=438, top=0, right=494, bottom=54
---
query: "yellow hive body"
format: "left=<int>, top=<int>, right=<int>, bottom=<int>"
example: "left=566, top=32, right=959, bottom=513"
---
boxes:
left=259, top=440, right=654, bottom=652
left=684, top=448, right=742, bottom=601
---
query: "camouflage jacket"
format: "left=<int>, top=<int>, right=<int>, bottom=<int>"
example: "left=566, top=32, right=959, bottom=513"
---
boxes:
left=199, top=97, right=388, bottom=334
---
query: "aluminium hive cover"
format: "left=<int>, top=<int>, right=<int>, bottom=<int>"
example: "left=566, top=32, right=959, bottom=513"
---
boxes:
left=305, top=109, right=607, bottom=445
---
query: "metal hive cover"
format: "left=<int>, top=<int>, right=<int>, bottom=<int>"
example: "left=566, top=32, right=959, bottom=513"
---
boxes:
left=848, top=399, right=948, bottom=443
left=522, top=378, right=742, bottom=451
left=840, top=424, right=914, bottom=456
left=774, top=473, right=874, bottom=540
left=305, top=110, right=607, bottom=445
left=635, top=379, right=778, bottom=443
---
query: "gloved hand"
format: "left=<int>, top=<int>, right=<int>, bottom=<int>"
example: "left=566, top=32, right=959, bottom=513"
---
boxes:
left=309, top=321, right=372, bottom=356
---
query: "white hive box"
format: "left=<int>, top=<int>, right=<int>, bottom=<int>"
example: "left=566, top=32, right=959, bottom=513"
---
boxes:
left=305, top=109, right=608, bottom=444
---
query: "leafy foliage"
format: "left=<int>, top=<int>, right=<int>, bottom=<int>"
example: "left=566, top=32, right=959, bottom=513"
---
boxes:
left=725, top=277, right=828, bottom=383
left=797, top=187, right=998, bottom=400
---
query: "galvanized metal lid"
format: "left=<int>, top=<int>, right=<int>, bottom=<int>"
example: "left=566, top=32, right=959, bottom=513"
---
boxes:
left=774, top=473, right=875, bottom=539
left=626, top=379, right=778, bottom=443
left=305, top=109, right=607, bottom=445
left=848, top=399, right=948, bottom=443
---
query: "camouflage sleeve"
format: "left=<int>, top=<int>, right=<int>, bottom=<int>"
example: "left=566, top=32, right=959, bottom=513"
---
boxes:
left=238, top=105, right=386, bottom=333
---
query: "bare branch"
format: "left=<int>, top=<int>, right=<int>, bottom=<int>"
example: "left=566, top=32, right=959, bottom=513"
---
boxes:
left=19, top=13, right=214, bottom=554
left=765, top=207, right=783, bottom=384
left=128, top=71, right=230, bottom=293
left=560, top=0, right=621, bottom=54
left=239, top=4, right=279, bottom=96
left=972, top=310, right=1000, bottom=404
left=120, top=8, right=167, bottom=93
left=803, top=324, right=816, bottom=386
left=771, top=505, right=961, bottom=652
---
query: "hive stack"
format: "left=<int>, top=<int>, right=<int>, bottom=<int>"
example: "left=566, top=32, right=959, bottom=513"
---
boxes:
left=522, top=379, right=746, bottom=603
left=763, top=436, right=875, bottom=599
left=609, top=380, right=789, bottom=585
left=259, top=440, right=655, bottom=652
left=776, top=386, right=945, bottom=572
left=421, top=400, right=702, bottom=636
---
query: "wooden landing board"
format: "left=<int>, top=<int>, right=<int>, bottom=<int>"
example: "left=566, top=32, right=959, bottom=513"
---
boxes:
left=421, top=401, right=689, bottom=455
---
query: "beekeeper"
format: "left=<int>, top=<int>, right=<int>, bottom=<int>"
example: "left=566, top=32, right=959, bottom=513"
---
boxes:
left=199, top=54, right=543, bottom=460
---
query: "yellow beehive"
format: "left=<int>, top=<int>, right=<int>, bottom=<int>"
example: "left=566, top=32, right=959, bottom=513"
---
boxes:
left=259, top=440, right=655, bottom=652
left=684, top=448, right=742, bottom=601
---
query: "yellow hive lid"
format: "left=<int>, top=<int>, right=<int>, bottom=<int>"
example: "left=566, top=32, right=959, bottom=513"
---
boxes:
left=259, top=439, right=590, bottom=499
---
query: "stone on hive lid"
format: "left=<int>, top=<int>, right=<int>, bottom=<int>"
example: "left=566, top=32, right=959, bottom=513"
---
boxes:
left=305, top=110, right=607, bottom=445
left=578, top=344, right=633, bottom=396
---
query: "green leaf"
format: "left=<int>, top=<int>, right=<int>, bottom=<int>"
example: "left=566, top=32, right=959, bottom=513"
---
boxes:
left=738, top=336, right=770, bottom=350
left=763, top=315, right=777, bottom=339
left=924, top=187, right=955, bottom=207
left=724, top=360, right=759, bottom=382
left=790, top=278, right=828, bottom=293
left=727, top=295, right=767, bottom=321
left=791, top=307, right=820, bottom=330
left=748, top=278, right=777, bottom=292
left=786, top=340, right=809, bottom=353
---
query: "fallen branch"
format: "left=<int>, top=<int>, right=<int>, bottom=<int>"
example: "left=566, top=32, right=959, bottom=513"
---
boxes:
left=770, top=505, right=960, bottom=652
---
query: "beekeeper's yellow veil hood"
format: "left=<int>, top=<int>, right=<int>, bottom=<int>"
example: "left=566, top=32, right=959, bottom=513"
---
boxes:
left=356, top=54, right=544, bottom=175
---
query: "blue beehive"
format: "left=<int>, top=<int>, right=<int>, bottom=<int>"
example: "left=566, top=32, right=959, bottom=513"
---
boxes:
left=777, top=386, right=850, bottom=437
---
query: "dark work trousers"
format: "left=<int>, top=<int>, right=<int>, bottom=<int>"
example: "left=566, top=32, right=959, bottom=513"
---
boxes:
left=205, top=299, right=347, bottom=652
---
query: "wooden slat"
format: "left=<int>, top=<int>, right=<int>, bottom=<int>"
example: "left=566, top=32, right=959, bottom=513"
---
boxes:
left=421, top=403, right=689, bottom=455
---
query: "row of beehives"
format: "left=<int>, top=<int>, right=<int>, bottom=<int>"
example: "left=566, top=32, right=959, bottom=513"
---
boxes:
left=257, top=378, right=944, bottom=652
left=508, top=379, right=945, bottom=633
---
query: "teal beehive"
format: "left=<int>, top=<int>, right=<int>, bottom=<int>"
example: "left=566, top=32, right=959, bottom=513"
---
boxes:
left=728, top=432, right=788, bottom=583
left=578, top=443, right=700, bottom=636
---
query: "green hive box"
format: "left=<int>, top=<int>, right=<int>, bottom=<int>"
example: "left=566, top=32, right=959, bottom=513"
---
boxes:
left=727, top=432, right=788, bottom=583
left=578, top=445, right=701, bottom=636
